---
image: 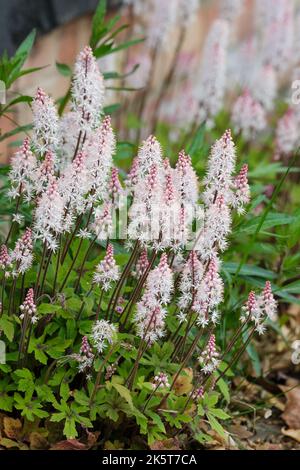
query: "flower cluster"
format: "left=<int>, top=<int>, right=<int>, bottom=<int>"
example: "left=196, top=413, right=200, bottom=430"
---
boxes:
left=93, top=244, right=120, bottom=291
left=91, top=319, right=117, bottom=354
left=199, top=334, right=220, bottom=374
left=77, top=336, right=94, bottom=374
left=240, top=281, right=277, bottom=334
left=134, top=254, right=173, bottom=343
left=19, top=288, right=38, bottom=324
left=153, top=372, right=170, bottom=389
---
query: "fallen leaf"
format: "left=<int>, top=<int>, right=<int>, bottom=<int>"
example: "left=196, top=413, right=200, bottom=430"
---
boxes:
left=104, top=440, right=124, bottom=450
left=280, top=385, right=300, bottom=429
left=281, top=428, right=300, bottom=443
left=150, top=437, right=181, bottom=450
left=3, top=417, right=22, bottom=440
left=50, top=439, right=87, bottom=450
left=29, top=432, right=49, bottom=450
left=229, top=424, right=253, bottom=439
left=0, top=437, right=28, bottom=449
left=86, top=430, right=100, bottom=449
left=173, top=368, right=193, bottom=395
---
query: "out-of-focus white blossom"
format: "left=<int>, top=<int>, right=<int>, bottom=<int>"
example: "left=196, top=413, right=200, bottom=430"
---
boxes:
left=197, top=19, right=229, bottom=126
left=275, top=108, right=298, bottom=156
left=232, top=89, right=267, bottom=140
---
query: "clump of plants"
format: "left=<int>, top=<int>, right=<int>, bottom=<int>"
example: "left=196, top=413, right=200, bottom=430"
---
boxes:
left=0, top=44, right=279, bottom=449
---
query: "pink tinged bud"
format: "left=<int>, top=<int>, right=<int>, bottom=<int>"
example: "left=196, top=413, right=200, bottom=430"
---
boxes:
left=127, top=157, right=139, bottom=188
left=0, top=245, right=9, bottom=268
left=20, top=288, right=37, bottom=318
left=146, top=164, right=158, bottom=192
left=46, top=179, right=59, bottom=200
left=80, top=336, right=93, bottom=358
left=41, top=151, right=55, bottom=177
left=192, top=386, right=204, bottom=400
left=262, top=281, right=277, bottom=321
left=164, top=172, right=175, bottom=205
left=136, top=249, right=149, bottom=277
left=109, top=168, right=122, bottom=195
left=158, top=253, right=169, bottom=273
left=247, top=291, right=257, bottom=314
left=176, top=150, right=192, bottom=173
left=72, top=151, right=86, bottom=173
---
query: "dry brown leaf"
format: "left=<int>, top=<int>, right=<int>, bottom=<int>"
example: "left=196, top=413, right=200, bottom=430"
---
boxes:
left=173, top=368, right=193, bottom=395
left=229, top=424, right=253, bottom=439
left=50, top=439, right=87, bottom=450
left=3, top=417, right=22, bottom=440
left=280, top=385, right=300, bottom=429
left=0, top=437, right=28, bottom=449
left=150, top=437, right=181, bottom=450
left=29, top=431, right=49, bottom=450
left=281, top=428, right=300, bottom=443
left=268, top=396, right=285, bottom=412
left=86, top=430, right=100, bottom=449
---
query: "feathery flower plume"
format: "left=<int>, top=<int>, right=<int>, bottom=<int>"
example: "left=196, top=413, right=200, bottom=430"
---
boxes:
left=92, top=202, right=113, bottom=241
left=135, top=249, right=149, bottom=277
left=108, top=167, right=124, bottom=206
left=134, top=253, right=173, bottom=343
left=77, top=336, right=94, bottom=373
left=197, top=194, right=231, bottom=257
left=59, top=151, right=89, bottom=214
left=193, top=255, right=224, bottom=326
left=175, top=150, right=199, bottom=207
left=34, top=178, right=65, bottom=251
left=85, top=115, right=115, bottom=203
left=34, top=151, right=55, bottom=194
left=8, top=137, right=37, bottom=201
left=20, top=288, right=38, bottom=324
left=203, top=129, right=236, bottom=206
left=91, top=319, right=117, bottom=353
left=10, top=228, right=33, bottom=275
left=240, top=285, right=276, bottom=335
left=259, top=281, right=277, bottom=321
left=232, top=89, right=267, bottom=140
left=93, top=243, right=119, bottom=291
left=177, top=251, right=204, bottom=318
left=32, top=87, right=59, bottom=154
left=71, top=46, right=105, bottom=133
left=232, top=164, right=250, bottom=214
left=198, top=334, right=220, bottom=374
left=0, top=245, right=10, bottom=271
left=134, top=135, right=163, bottom=183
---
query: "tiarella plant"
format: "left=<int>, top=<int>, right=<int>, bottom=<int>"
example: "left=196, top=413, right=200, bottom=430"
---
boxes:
left=0, top=44, right=279, bottom=448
